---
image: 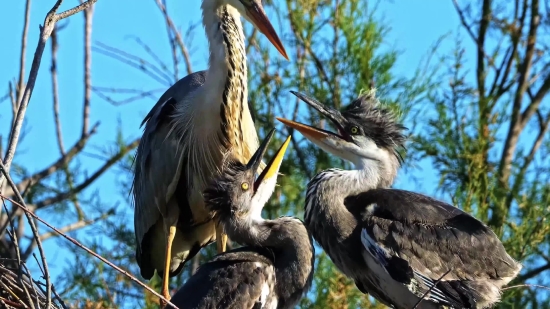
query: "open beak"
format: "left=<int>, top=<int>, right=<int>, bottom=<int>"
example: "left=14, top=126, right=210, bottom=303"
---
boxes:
left=246, top=2, right=289, bottom=60
left=276, top=91, right=351, bottom=144
left=246, top=130, right=291, bottom=192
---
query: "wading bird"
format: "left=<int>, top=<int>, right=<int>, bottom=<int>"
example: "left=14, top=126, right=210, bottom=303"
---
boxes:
left=132, top=0, right=289, bottom=302
left=277, top=91, right=521, bottom=309
left=170, top=129, right=315, bottom=309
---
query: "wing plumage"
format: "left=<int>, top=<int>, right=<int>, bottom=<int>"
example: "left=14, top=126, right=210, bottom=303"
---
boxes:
left=171, top=250, right=276, bottom=309
left=347, top=188, right=521, bottom=308
left=132, top=71, right=208, bottom=279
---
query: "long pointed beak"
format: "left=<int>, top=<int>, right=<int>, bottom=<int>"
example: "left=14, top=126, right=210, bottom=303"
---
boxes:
left=254, top=135, right=291, bottom=191
left=246, top=3, right=289, bottom=60
left=247, top=128, right=275, bottom=173
left=277, top=91, right=350, bottom=143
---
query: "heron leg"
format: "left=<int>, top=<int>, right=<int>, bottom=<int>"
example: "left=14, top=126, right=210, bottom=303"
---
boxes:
left=215, top=220, right=227, bottom=253
left=160, top=225, right=176, bottom=307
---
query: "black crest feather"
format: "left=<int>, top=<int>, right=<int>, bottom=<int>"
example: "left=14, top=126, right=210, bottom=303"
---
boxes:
left=342, top=91, right=407, bottom=150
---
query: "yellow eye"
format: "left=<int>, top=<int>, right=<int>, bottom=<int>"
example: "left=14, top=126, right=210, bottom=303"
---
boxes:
left=350, top=126, right=359, bottom=134
left=241, top=182, right=249, bottom=191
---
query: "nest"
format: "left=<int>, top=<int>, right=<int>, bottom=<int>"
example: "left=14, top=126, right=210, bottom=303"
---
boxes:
left=0, top=261, right=63, bottom=309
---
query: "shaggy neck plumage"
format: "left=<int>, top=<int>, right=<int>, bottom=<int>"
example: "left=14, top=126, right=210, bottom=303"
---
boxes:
left=304, top=155, right=399, bottom=237
left=201, top=2, right=256, bottom=155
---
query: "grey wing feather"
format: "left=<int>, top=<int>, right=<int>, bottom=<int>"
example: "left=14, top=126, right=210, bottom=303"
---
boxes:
left=348, top=188, right=521, bottom=307
left=132, top=71, right=207, bottom=251
left=171, top=250, right=275, bottom=309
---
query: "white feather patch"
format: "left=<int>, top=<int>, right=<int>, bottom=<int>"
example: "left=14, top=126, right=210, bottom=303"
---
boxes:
left=360, top=228, right=390, bottom=268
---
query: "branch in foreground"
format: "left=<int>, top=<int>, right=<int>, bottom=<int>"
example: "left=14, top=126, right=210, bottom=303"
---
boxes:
left=0, top=194, right=179, bottom=309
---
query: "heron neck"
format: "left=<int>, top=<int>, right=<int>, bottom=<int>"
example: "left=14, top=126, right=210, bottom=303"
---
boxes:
left=304, top=168, right=379, bottom=238
left=201, top=2, right=256, bottom=156
left=224, top=216, right=314, bottom=304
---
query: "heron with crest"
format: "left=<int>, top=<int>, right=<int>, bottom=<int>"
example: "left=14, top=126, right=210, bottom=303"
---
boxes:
left=277, top=91, right=521, bottom=309
left=132, top=0, right=288, bottom=302
left=170, top=129, right=315, bottom=309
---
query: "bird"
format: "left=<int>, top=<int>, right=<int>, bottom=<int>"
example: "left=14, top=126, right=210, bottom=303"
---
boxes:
left=169, top=129, right=315, bottom=309
left=276, top=90, right=522, bottom=309
left=131, top=0, right=289, bottom=303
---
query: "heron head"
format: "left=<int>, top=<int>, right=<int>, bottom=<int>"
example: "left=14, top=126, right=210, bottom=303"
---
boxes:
left=277, top=91, right=407, bottom=169
left=204, top=128, right=290, bottom=222
left=226, top=0, right=289, bottom=59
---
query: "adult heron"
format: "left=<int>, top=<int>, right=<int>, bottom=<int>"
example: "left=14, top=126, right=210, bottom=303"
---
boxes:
left=132, top=0, right=288, bottom=302
left=277, top=91, right=521, bottom=309
left=170, top=129, right=315, bottom=309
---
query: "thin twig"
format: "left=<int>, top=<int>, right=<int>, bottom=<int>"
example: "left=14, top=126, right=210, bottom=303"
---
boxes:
left=50, top=26, right=65, bottom=155
left=0, top=194, right=179, bottom=309
left=81, top=0, right=94, bottom=137
left=154, top=0, right=193, bottom=75
left=17, top=0, right=32, bottom=107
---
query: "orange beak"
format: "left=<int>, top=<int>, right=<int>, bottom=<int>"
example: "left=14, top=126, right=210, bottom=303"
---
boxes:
left=246, top=3, right=289, bottom=60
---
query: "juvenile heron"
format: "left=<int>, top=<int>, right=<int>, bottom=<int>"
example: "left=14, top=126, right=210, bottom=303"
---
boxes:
left=170, top=129, right=315, bottom=309
left=132, top=0, right=288, bottom=302
left=277, top=91, right=522, bottom=309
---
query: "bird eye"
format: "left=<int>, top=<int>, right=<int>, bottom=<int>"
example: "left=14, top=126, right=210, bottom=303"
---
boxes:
left=350, top=126, right=359, bottom=135
left=241, top=182, right=249, bottom=191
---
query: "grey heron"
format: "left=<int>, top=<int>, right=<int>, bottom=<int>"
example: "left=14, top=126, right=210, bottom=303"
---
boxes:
left=170, top=129, right=315, bottom=309
left=277, top=91, right=522, bottom=309
left=132, top=0, right=289, bottom=302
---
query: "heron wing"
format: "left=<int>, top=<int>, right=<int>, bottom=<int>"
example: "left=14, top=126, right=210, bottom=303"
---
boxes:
left=132, top=71, right=207, bottom=266
left=346, top=188, right=519, bottom=307
left=171, top=249, right=276, bottom=309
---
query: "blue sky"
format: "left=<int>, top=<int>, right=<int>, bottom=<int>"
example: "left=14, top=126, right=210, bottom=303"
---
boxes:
left=0, top=0, right=475, bottom=302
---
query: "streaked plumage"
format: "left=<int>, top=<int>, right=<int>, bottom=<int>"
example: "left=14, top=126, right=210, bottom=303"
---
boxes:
left=278, top=91, right=521, bottom=309
left=131, top=0, right=288, bottom=302
left=171, top=131, right=315, bottom=309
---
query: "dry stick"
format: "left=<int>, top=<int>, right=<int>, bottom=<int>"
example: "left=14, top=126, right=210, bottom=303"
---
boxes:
left=0, top=194, right=179, bottom=309
left=81, top=0, right=94, bottom=138
left=50, top=26, right=65, bottom=155
left=1, top=200, right=35, bottom=309
left=32, top=254, right=68, bottom=309
left=1, top=0, right=98, bottom=185
left=411, top=268, right=452, bottom=309
left=0, top=163, right=49, bottom=309
left=154, top=0, right=193, bottom=75
left=17, top=0, right=32, bottom=107
left=502, top=284, right=550, bottom=292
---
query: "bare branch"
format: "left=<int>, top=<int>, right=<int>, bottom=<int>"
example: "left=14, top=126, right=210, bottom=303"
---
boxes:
left=0, top=123, right=99, bottom=199
left=17, top=0, right=32, bottom=107
left=55, top=0, right=97, bottom=21
left=81, top=0, right=94, bottom=137
left=1, top=0, right=98, bottom=186
left=39, top=211, right=112, bottom=241
left=93, top=42, right=172, bottom=86
left=520, top=75, right=550, bottom=127
left=50, top=26, right=65, bottom=155
left=498, top=0, right=540, bottom=189
left=154, top=0, right=193, bottom=75
left=32, top=138, right=139, bottom=209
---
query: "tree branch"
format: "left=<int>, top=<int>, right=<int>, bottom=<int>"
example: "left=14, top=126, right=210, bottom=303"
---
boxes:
left=32, top=138, right=139, bottom=210
left=17, top=0, right=32, bottom=107
left=154, top=0, right=193, bottom=76
left=0, top=123, right=99, bottom=199
left=1, top=0, right=99, bottom=186
left=81, top=0, right=94, bottom=137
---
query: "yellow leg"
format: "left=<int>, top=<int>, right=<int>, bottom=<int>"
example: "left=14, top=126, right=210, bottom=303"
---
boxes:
left=215, top=220, right=227, bottom=253
left=160, top=225, right=176, bottom=308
